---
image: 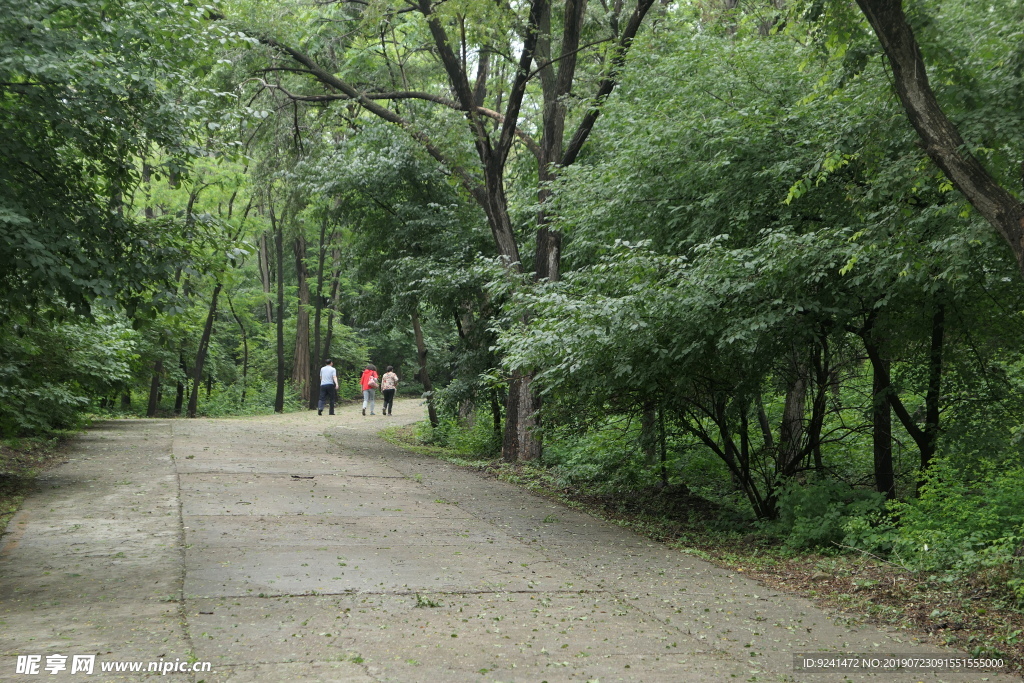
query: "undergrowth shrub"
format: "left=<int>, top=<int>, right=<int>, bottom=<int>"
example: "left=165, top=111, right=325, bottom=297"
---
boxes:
left=774, top=480, right=887, bottom=551
left=423, top=411, right=499, bottom=458
left=888, top=458, right=1024, bottom=578
left=194, top=378, right=304, bottom=417
left=543, top=423, right=656, bottom=494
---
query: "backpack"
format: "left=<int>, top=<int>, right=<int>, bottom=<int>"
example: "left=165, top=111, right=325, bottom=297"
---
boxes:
left=368, top=376, right=378, bottom=389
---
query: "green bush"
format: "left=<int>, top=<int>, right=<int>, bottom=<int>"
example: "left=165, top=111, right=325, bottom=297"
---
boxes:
left=889, top=458, right=1024, bottom=573
left=774, top=480, right=888, bottom=551
left=193, top=378, right=304, bottom=417
left=424, top=411, right=499, bottom=459
left=543, top=422, right=657, bottom=494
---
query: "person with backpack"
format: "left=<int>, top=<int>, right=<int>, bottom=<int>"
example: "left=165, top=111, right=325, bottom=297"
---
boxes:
left=360, top=364, right=379, bottom=415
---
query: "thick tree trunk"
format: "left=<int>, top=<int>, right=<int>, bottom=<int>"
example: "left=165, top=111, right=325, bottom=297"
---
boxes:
left=412, top=307, right=440, bottom=429
left=502, top=372, right=542, bottom=462
left=187, top=283, right=222, bottom=418
left=146, top=359, right=162, bottom=417
left=855, top=0, right=1024, bottom=276
left=291, top=236, right=311, bottom=404
left=272, top=206, right=286, bottom=413
left=872, top=355, right=896, bottom=500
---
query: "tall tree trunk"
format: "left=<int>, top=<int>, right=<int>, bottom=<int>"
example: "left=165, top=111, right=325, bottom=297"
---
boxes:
left=146, top=359, right=163, bottom=417
left=778, top=351, right=807, bottom=476
left=259, top=232, right=274, bottom=324
left=640, top=399, right=658, bottom=467
left=872, top=355, right=896, bottom=500
left=310, top=218, right=328, bottom=409
left=322, top=250, right=342, bottom=370
left=855, top=0, right=1024, bottom=276
left=502, top=372, right=541, bottom=462
left=227, top=294, right=248, bottom=407
left=412, top=307, right=439, bottom=429
left=658, top=403, right=669, bottom=487
left=291, top=236, right=311, bottom=404
left=922, top=302, right=945, bottom=471
left=272, top=205, right=286, bottom=413
left=175, top=350, right=186, bottom=415
left=187, top=283, right=222, bottom=418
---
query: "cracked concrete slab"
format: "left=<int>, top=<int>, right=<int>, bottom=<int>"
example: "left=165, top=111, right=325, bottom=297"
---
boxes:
left=1, top=403, right=1019, bottom=682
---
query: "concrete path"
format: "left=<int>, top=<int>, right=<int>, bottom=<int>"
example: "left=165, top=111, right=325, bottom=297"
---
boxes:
left=1, top=401, right=1017, bottom=682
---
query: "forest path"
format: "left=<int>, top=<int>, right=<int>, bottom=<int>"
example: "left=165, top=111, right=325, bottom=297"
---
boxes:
left=1, top=403, right=1015, bottom=682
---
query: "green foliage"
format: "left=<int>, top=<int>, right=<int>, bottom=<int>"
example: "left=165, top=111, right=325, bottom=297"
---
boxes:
left=0, top=311, right=137, bottom=436
left=543, top=420, right=659, bottom=494
left=889, top=459, right=1024, bottom=574
left=422, top=411, right=499, bottom=459
left=0, top=0, right=225, bottom=315
left=774, top=480, right=887, bottom=551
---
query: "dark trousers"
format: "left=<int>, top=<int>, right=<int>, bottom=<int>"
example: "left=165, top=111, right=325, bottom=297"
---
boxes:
left=382, top=389, right=395, bottom=415
left=318, top=384, right=337, bottom=414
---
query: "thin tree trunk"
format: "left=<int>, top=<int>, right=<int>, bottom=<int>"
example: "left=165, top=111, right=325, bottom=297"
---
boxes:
left=187, top=282, right=222, bottom=418
left=175, top=350, right=186, bottom=415
left=658, top=403, right=669, bottom=487
left=227, top=294, right=248, bottom=406
left=310, top=218, right=328, bottom=409
left=292, top=236, right=311, bottom=404
left=922, top=302, right=945, bottom=470
left=412, top=307, right=439, bottom=429
left=322, top=250, right=342, bottom=369
left=640, top=399, right=658, bottom=467
left=778, top=351, right=807, bottom=476
left=259, top=232, right=274, bottom=324
left=272, top=205, right=286, bottom=413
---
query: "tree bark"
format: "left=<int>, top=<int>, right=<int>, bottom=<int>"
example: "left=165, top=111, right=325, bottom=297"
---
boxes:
left=855, top=0, right=1024, bottom=276
left=271, top=205, right=286, bottom=413
left=640, top=399, right=658, bottom=467
left=310, top=218, right=328, bottom=409
left=922, top=302, right=944, bottom=470
left=146, top=359, right=162, bottom=417
left=322, top=249, right=342, bottom=371
left=175, top=350, right=186, bottom=415
left=187, top=282, right=222, bottom=418
left=291, top=236, right=311, bottom=404
left=259, top=232, right=274, bottom=324
left=411, top=307, right=439, bottom=429
left=502, top=371, right=542, bottom=462
left=227, top=294, right=249, bottom=406
left=778, top=352, right=807, bottom=476
left=870, top=353, right=896, bottom=500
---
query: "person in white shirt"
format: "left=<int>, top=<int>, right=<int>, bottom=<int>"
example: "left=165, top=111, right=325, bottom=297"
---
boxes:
left=318, top=359, right=339, bottom=415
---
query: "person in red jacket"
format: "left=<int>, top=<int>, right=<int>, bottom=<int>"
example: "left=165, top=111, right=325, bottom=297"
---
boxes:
left=360, top=364, right=379, bottom=416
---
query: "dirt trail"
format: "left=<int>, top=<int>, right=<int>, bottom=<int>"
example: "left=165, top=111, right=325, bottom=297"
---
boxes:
left=1, top=402, right=1016, bottom=681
